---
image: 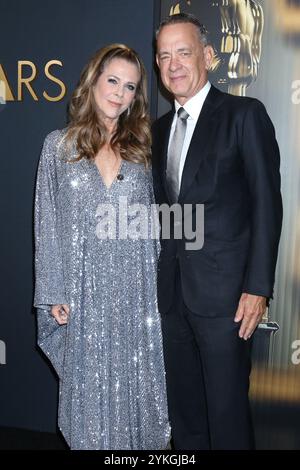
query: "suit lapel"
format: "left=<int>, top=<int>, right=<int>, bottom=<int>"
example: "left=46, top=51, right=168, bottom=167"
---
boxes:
left=178, top=85, right=225, bottom=202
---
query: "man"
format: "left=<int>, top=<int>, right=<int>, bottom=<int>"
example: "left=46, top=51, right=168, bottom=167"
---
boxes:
left=152, top=13, right=282, bottom=450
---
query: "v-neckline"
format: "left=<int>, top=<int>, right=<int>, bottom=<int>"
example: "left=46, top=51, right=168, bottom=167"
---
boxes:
left=92, top=159, right=124, bottom=191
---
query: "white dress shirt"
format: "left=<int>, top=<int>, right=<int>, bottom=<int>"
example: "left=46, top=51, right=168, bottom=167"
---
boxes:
left=168, top=81, right=211, bottom=186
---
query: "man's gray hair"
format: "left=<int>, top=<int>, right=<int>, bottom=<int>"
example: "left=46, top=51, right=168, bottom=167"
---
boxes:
left=156, top=12, right=209, bottom=46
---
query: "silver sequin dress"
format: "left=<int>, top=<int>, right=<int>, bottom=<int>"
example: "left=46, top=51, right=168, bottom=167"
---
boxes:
left=34, top=130, right=170, bottom=450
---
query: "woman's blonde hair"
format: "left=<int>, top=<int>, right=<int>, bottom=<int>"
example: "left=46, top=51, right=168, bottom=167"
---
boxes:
left=65, top=44, right=151, bottom=166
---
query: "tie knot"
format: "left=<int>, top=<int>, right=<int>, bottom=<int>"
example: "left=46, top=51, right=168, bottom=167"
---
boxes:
left=177, top=107, right=189, bottom=121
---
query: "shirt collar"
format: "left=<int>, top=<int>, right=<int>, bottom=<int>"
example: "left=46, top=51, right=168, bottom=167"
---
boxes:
left=174, top=81, right=211, bottom=121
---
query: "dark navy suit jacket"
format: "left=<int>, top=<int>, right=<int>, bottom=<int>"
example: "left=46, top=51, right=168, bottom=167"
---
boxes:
left=152, top=85, right=283, bottom=316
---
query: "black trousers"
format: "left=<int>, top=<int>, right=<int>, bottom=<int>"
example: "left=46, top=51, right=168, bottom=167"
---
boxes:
left=161, top=267, right=254, bottom=450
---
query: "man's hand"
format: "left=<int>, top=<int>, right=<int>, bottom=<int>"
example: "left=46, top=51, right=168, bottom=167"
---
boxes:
left=51, top=304, right=70, bottom=325
left=234, top=293, right=267, bottom=340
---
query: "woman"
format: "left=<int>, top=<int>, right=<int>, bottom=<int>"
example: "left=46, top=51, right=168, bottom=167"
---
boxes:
left=34, top=44, right=170, bottom=450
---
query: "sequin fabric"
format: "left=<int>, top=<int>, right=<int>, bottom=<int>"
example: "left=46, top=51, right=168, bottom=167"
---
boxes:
left=34, top=130, right=170, bottom=450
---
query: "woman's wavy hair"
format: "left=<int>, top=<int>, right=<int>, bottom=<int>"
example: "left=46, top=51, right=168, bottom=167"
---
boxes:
left=65, top=44, right=151, bottom=166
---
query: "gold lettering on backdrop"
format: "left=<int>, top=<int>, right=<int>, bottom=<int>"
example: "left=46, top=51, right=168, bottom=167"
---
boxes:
left=0, top=61, right=66, bottom=102
left=18, top=61, right=38, bottom=101
left=0, top=64, right=15, bottom=101
left=43, top=60, right=66, bottom=102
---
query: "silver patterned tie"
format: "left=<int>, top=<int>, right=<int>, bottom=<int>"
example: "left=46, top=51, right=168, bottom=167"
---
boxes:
left=166, top=107, right=189, bottom=203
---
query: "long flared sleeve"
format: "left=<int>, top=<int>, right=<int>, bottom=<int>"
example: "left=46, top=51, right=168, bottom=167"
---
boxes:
left=34, top=131, right=67, bottom=378
left=34, top=131, right=67, bottom=309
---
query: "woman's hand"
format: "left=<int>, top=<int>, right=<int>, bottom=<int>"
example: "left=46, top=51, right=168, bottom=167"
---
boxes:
left=51, top=304, right=70, bottom=325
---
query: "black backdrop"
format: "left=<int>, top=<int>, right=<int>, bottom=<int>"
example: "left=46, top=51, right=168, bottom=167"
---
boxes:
left=0, top=0, right=157, bottom=433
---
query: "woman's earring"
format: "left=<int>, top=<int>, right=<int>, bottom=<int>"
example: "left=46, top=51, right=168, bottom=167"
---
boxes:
left=127, top=106, right=131, bottom=117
